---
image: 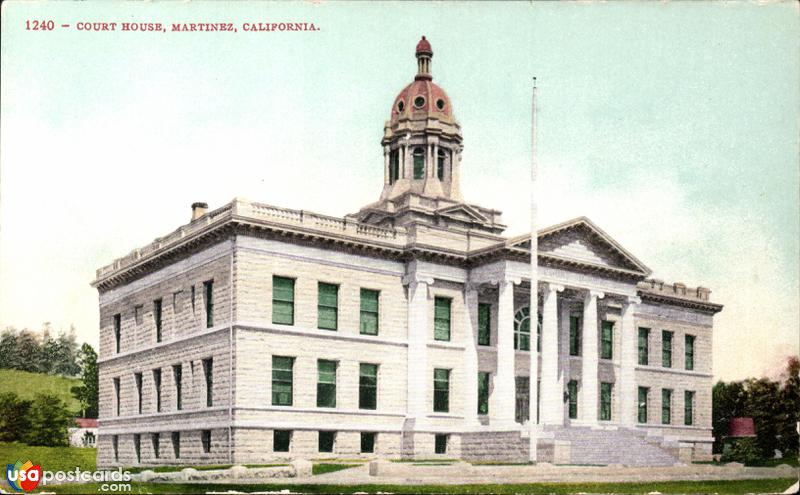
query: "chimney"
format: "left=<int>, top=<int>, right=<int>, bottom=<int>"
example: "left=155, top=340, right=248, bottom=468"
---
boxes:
left=191, top=202, right=208, bottom=221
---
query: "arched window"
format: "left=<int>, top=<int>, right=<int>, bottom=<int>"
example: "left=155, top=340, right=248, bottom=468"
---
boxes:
left=514, top=307, right=542, bottom=351
left=437, top=149, right=446, bottom=180
left=413, top=147, right=425, bottom=180
left=389, top=149, right=400, bottom=184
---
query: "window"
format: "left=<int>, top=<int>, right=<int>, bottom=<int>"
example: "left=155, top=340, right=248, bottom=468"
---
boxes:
left=662, top=388, right=672, bottom=424
left=433, top=368, right=450, bottom=413
left=204, top=280, right=214, bottom=328
left=478, top=303, right=491, bottom=346
left=114, top=377, right=120, bottom=416
left=360, top=288, right=379, bottom=335
left=434, top=297, right=451, bottom=341
left=389, top=150, right=400, bottom=184
left=113, top=314, right=121, bottom=353
left=135, top=305, right=143, bottom=326
left=437, top=149, right=446, bottom=180
left=318, top=431, right=335, bottom=453
left=112, top=435, right=119, bottom=462
left=435, top=434, right=448, bottom=454
left=272, top=356, right=294, bottom=406
left=537, top=313, right=542, bottom=352
left=172, top=290, right=182, bottom=316
left=436, top=98, right=446, bottom=110
left=662, top=331, right=673, bottom=368
left=360, top=432, right=375, bottom=453
left=600, top=382, right=612, bottom=421
left=172, top=432, right=180, bottom=459
left=567, top=380, right=578, bottom=419
left=414, top=96, right=425, bottom=108
left=413, top=147, right=425, bottom=179
left=202, top=358, right=213, bottom=407
left=272, top=276, right=295, bottom=325
left=153, top=368, right=162, bottom=413
left=638, top=387, right=649, bottom=423
left=190, top=285, right=196, bottom=315
left=601, top=320, right=614, bottom=359
left=152, top=433, right=160, bottom=459
left=318, top=282, right=339, bottom=330
left=478, top=372, right=490, bottom=415
left=638, top=328, right=650, bottom=365
left=317, top=359, right=337, bottom=408
left=515, top=376, right=530, bottom=424
left=569, top=316, right=581, bottom=356
left=684, top=390, right=695, bottom=425
left=134, top=372, right=143, bottom=414
left=685, top=335, right=695, bottom=371
left=154, top=299, right=163, bottom=342
left=133, top=434, right=141, bottom=463
left=173, top=364, right=182, bottom=411
left=273, top=430, right=291, bottom=452
left=201, top=430, right=211, bottom=453
left=513, top=307, right=530, bottom=351
left=359, top=363, right=378, bottom=410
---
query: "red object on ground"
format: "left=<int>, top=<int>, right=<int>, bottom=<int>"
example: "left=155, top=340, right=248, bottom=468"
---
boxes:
left=74, top=418, right=98, bottom=428
left=729, top=417, right=756, bottom=437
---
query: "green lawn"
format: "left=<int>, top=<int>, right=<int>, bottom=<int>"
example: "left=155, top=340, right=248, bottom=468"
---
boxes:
left=311, top=463, right=359, bottom=475
left=41, top=478, right=797, bottom=494
left=0, top=441, right=95, bottom=472
left=0, top=369, right=82, bottom=413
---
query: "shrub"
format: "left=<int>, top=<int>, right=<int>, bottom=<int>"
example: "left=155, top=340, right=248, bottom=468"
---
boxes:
left=722, top=437, right=762, bottom=465
left=0, top=392, right=32, bottom=442
left=24, top=393, right=71, bottom=447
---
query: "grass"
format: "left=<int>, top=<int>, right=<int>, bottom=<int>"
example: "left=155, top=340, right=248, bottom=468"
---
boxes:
left=311, top=463, right=359, bottom=475
left=42, top=478, right=798, bottom=494
left=0, top=441, right=95, bottom=472
left=0, top=369, right=82, bottom=413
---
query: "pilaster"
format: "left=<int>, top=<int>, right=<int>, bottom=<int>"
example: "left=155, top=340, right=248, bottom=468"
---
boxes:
left=581, top=290, right=604, bottom=424
left=619, top=296, right=641, bottom=426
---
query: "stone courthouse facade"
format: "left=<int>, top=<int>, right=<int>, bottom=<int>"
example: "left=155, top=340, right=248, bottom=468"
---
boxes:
left=93, top=37, right=722, bottom=467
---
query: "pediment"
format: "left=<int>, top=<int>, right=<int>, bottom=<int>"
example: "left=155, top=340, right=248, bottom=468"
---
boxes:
left=435, top=204, right=489, bottom=224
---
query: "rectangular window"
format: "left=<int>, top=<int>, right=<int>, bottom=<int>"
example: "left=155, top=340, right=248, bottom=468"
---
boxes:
left=154, top=299, right=163, bottom=342
left=638, top=327, right=650, bottom=365
left=434, top=297, right=451, bottom=341
left=273, top=430, right=291, bottom=452
left=134, top=372, right=143, bottom=414
left=567, top=380, right=578, bottom=419
left=204, top=280, right=214, bottom=328
left=360, top=432, right=375, bottom=453
left=171, top=432, right=180, bottom=459
left=201, top=430, right=211, bottom=453
left=151, top=433, right=160, bottom=459
left=191, top=286, right=196, bottom=315
left=685, top=335, right=695, bottom=371
left=173, top=364, right=182, bottom=411
left=537, top=314, right=542, bottom=352
left=113, top=314, right=121, bottom=353
left=133, top=433, right=141, bottom=463
left=413, top=150, right=425, bottom=179
left=600, top=382, right=612, bottom=421
left=202, top=358, right=213, bottom=407
left=433, top=368, right=450, bottom=413
left=662, top=331, right=673, bottom=368
left=601, top=320, right=614, bottom=359
left=272, top=276, right=295, bottom=325
left=569, top=316, right=581, bottom=356
left=638, top=387, right=649, bottom=423
left=317, top=282, right=339, bottom=330
left=478, top=303, right=491, bottom=346
left=172, top=290, right=182, bottom=316
left=317, top=359, right=337, bottom=408
left=272, top=356, right=294, bottom=406
left=359, top=363, right=378, bottom=410
left=359, top=288, right=380, bottom=335
left=684, top=390, right=695, bottom=426
left=135, top=305, right=143, bottom=326
left=318, top=431, right=335, bottom=453
left=389, top=149, right=400, bottom=184
left=434, top=434, right=448, bottom=454
left=153, top=368, right=162, bottom=413
left=112, top=435, right=119, bottom=462
left=478, top=372, right=490, bottom=415
left=113, top=377, right=120, bottom=416
left=662, top=388, right=672, bottom=425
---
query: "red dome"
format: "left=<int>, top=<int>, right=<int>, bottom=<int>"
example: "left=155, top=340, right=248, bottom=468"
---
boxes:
left=391, top=79, right=452, bottom=120
left=416, top=36, right=432, bottom=55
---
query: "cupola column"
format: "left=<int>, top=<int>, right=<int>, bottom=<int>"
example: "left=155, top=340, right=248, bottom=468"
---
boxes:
left=383, top=145, right=390, bottom=185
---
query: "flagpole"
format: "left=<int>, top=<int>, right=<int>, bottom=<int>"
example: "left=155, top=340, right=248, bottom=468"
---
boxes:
left=529, top=76, right=539, bottom=463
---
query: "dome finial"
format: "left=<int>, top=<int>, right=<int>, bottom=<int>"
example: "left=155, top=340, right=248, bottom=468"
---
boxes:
left=415, top=36, right=433, bottom=80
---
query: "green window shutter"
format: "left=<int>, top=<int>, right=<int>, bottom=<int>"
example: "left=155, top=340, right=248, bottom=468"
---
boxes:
left=567, top=380, right=578, bottom=419
left=154, top=299, right=163, bottom=342
left=434, top=297, right=451, bottom=341
left=272, top=356, right=294, bottom=406
left=569, top=316, right=581, bottom=356
left=433, top=368, right=450, bottom=412
left=318, top=283, right=339, bottom=331
left=638, top=328, right=649, bottom=365
left=638, top=387, right=648, bottom=423
left=684, top=390, right=694, bottom=425
left=662, top=331, right=673, bottom=368
left=203, top=358, right=213, bottom=407
left=601, top=321, right=613, bottom=359
left=685, top=335, right=695, bottom=370
left=662, top=389, right=672, bottom=424
left=360, top=432, right=375, bottom=453
left=317, top=359, right=337, bottom=407
left=478, top=372, right=490, bottom=415
left=359, top=363, right=378, bottom=410
left=477, top=303, right=491, bottom=346
left=272, top=276, right=295, bottom=325
left=318, top=431, right=335, bottom=453
left=273, top=430, right=291, bottom=452
left=514, top=307, right=530, bottom=351
left=359, top=289, right=380, bottom=335
left=600, top=382, right=612, bottom=421
left=204, top=280, right=214, bottom=328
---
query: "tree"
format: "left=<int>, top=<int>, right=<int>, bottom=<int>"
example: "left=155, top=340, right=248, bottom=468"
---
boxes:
left=53, top=327, right=80, bottom=376
left=24, top=394, right=71, bottom=447
left=15, top=329, right=42, bottom=373
left=776, top=356, right=800, bottom=456
left=71, top=343, right=98, bottom=418
left=745, top=378, right=781, bottom=458
left=0, top=392, right=32, bottom=442
left=0, top=327, right=20, bottom=370
left=712, top=380, right=748, bottom=454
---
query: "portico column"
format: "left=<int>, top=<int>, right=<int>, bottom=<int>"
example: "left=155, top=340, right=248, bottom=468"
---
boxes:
left=619, top=296, right=641, bottom=426
left=540, top=283, right=565, bottom=424
left=492, top=277, right=517, bottom=425
left=581, top=290, right=604, bottom=424
left=405, top=274, right=433, bottom=420
left=463, top=284, right=480, bottom=426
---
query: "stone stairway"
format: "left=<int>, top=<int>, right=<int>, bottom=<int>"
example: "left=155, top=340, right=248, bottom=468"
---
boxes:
left=461, top=430, right=530, bottom=462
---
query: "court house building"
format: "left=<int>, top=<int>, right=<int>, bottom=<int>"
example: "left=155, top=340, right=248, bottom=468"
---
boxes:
left=93, top=37, right=722, bottom=467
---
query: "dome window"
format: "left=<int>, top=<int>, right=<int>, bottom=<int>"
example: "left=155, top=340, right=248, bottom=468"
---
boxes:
left=414, top=96, right=425, bottom=109
left=397, top=100, right=405, bottom=112
left=436, top=99, right=445, bottom=110
left=437, top=149, right=447, bottom=180
left=413, top=147, right=425, bottom=179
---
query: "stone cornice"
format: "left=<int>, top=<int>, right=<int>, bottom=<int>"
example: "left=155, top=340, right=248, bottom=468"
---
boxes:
left=638, top=291, right=724, bottom=314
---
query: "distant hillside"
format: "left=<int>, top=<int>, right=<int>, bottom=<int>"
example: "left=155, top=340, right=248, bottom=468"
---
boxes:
left=0, top=369, right=82, bottom=414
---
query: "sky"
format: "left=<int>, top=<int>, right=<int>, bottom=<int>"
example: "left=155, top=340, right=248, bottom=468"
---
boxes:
left=1, top=1, right=797, bottom=381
